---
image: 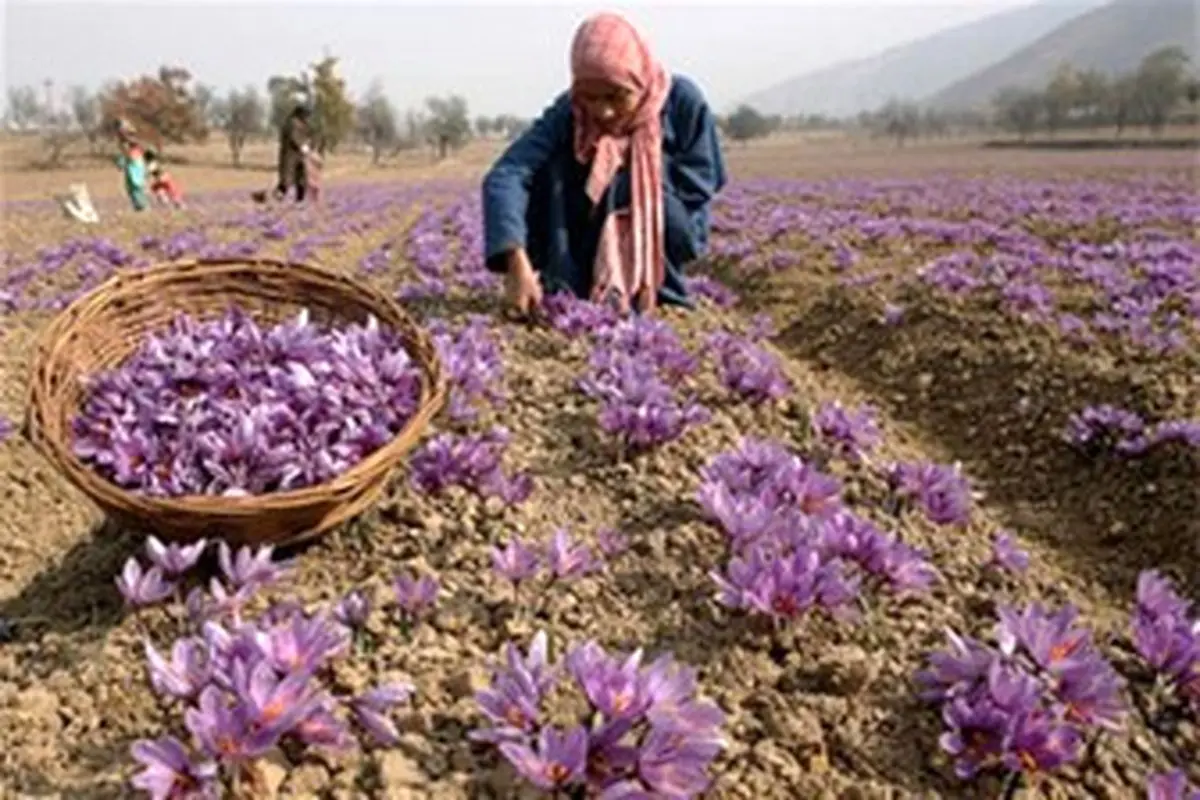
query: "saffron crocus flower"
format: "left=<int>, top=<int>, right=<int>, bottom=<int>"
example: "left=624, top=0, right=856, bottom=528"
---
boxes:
left=392, top=572, right=439, bottom=620
left=1145, top=769, right=1200, bottom=800
left=145, top=536, right=207, bottom=577
left=492, top=537, right=541, bottom=587
left=811, top=401, right=881, bottom=462
left=129, top=736, right=218, bottom=799
left=1002, top=713, right=1083, bottom=775
left=144, top=638, right=212, bottom=701
left=989, top=532, right=1030, bottom=574
left=255, top=609, right=350, bottom=673
left=498, top=725, right=589, bottom=791
left=332, top=588, right=373, bottom=629
left=186, top=685, right=278, bottom=763
left=350, top=682, right=415, bottom=746
left=546, top=529, right=601, bottom=580
left=566, top=642, right=649, bottom=720
left=938, top=697, right=1011, bottom=778
left=217, top=542, right=284, bottom=588
left=234, top=660, right=321, bottom=734
left=116, top=557, right=175, bottom=607
left=890, top=461, right=972, bottom=526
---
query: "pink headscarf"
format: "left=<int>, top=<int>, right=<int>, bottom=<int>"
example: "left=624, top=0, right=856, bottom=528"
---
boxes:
left=570, top=12, right=670, bottom=313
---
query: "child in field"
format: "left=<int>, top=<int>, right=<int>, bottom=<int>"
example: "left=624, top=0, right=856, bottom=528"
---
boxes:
left=145, top=151, right=185, bottom=209
left=116, top=137, right=150, bottom=212
left=482, top=11, right=726, bottom=315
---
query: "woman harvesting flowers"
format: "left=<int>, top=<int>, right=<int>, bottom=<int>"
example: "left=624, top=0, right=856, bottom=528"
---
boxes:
left=482, top=11, right=727, bottom=316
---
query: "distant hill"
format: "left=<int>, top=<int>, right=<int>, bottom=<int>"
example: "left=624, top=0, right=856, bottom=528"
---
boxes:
left=740, top=0, right=1104, bottom=118
left=930, top=0, right=1200, bottom=110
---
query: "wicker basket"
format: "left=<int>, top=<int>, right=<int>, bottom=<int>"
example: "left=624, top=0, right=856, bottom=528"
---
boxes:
left=25, top=258, right=447, bottom=547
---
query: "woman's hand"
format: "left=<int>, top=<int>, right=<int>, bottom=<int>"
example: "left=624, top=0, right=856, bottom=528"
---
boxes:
left=503, top=249, right=543, bottom=315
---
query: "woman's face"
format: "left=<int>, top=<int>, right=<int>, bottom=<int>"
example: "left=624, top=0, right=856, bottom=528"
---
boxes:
left=573, top=77, right=638, bottom=133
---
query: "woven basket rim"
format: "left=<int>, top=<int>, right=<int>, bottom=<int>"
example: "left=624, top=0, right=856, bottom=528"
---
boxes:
left=24, top=256, right=447, bottom=520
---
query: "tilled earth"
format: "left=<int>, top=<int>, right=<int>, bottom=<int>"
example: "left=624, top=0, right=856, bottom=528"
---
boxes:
left=0, top=159, right=1196, bottom=799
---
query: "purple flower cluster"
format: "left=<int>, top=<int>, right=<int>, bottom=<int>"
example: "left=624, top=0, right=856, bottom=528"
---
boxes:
left=428, top=315, right=507, bottom=423
left=917, top=604, right=1125, bottom=781
left=1130, top=571, right=1198, bottom=713
left=472, top=631, right=726, bottom=798
left=699, top=439, right=937, bottom=623
left=541, top=292, right=619, bottom=338
left=811, top=400, right=882, bottom=462
left=492, top=528, right=627, bottom=599
left=1146, top=770, right=1200, bottom=800
left=72, top=308, right=424, bottom=497
left=889, top=461, right=973, bottom=526
left=408, top=426, right=532, bottom=504
left=578, top=318, right=710, bottom=452
left=126, top=538, right=415, bottom=797
left=1064, top=405, right=1200, bottom=455
left=703, top=330, right=790, bottom=406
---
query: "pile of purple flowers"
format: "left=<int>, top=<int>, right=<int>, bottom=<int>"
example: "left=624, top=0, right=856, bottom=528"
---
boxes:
left=916, top=603, right=1126, bottom=783
left=888, top=461, right=973, bottom=526
left=703, top=330, right=790, bottom=406
left=1146, top=769, right=1200, bottom=799
left=72, top=307, right=425, bottom=497
left=428, top=315, right=507, bottom=423
left=471, top=631, right=726, bottom=798
left=698, top=439, right=937, bottom=623
left=125, top=537, right=415, bottom=798
left=811, top=400, right=882, bottom=463
left=577, top=318, right=710, bottom=452
left=1063, top=405, right=1200, bottom=455
left=1130, top=571, right=1198, bottom=713
left=408, top=426, right=532, bottom=504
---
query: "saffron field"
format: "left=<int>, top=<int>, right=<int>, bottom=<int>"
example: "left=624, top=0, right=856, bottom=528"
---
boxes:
left=0, top=144, right=1196, bottom=799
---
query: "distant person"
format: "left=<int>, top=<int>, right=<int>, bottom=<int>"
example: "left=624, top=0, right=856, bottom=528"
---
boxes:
left=276, top=105, right=313, bottom=202
left=114, top=127, right=150, bottom=213
left=145, top=151, right=185, bottom=209
left=482, top=10, right=727, bottom=316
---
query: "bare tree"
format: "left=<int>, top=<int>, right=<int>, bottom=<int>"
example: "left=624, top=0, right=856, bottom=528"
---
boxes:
left=356, top=81, right=398, bottom=164
left=213, top=86, right=266, bottom=166
left=67, top=86, right=101, bottom=153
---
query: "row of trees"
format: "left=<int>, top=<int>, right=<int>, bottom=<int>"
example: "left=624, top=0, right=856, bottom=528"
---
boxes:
left=711, top=46, right=1199, bottom=148
left=4, top=55, right=534, bottom=168
left=993, top=46, right=1198, bottom=139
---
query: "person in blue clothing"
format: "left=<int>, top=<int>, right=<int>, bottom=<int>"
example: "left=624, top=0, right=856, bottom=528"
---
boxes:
left=482, top=10, right=727, bottom=316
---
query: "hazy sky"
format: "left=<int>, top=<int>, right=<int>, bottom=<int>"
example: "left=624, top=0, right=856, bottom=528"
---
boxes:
left=4, top=0, right=1045, bottom=116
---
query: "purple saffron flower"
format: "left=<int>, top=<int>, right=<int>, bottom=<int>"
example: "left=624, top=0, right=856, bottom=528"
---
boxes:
left=116, top=558, right=175, bottom=607
left=498, top=725, right=589, bottom=791
left=811, top=401, right=881, bottom=462
left=1146, top=770, right=1200, bottom=800
left=144, top=536, right=207, bottom=577
left=492, top=538, right=542, bottom=587
left=185, top=685, right=277, bottom=763
left=637, top=726, right=721, bottom=797
left=989, top=532, right=1030, bottom=574
left=938, top=697, right=1011, bottom=778
left=232, top=660, right=321, bottom=735
left=392, top=572, right=439, bottom=620
left=546, top=529, right=602, bottom=580
left=332, top=588, right=373, bottom=629
left=129, top=736, right=218, bottom=799
left=1002, top=713, right=1083, bottom=775
left=891, top=461, right=972, bottom=526
left=144, top=638, right=212, bottom=701
left=351, top=682, right=415, bottom=746
left=217, top=542, right=284, bottom=588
